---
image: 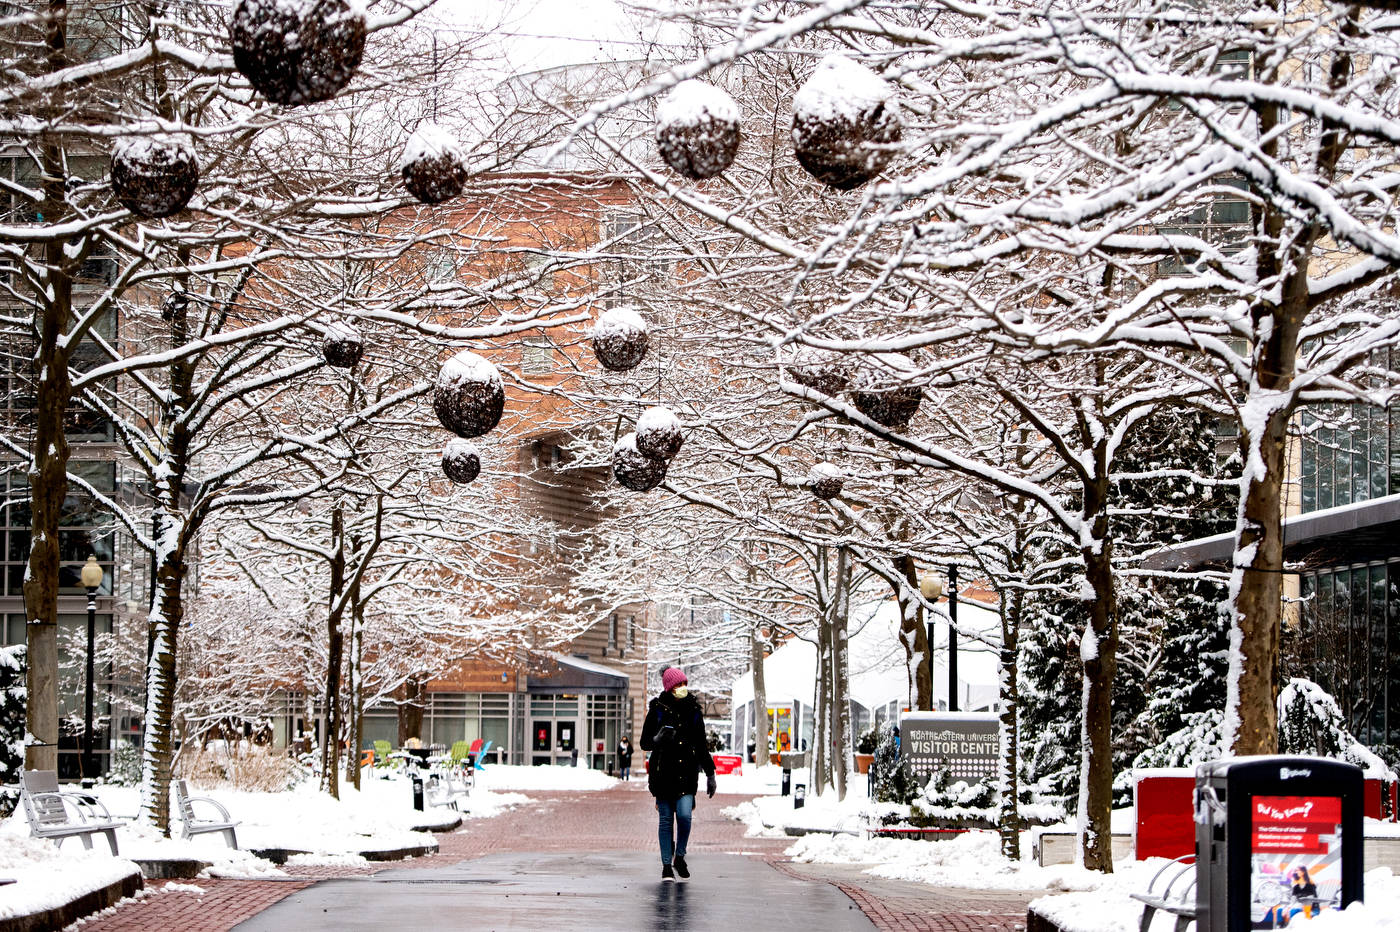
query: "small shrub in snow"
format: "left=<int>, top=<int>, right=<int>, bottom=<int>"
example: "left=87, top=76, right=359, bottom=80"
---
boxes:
left=791, top=55, right=903, bottom=190
left=401, top=123, right=469, bottom=204
left=788, top=348, right=851, bottom=398
left=230, top=0, right=367, bottom=107
left=111, top=136, right=199, bottom=219
left=1132, top=709, right=1224, bottom=770
left=441, top=438, right=481, bottom=485
left=102, top=742, right=142, bottom=788
left=808, top=461, right=845, bottom=500
left=635, top=406, right=683, bottom=460
left=591, top=307, right=649, bottom=372
left=856, top=724, right=881, bottom=755
left=432, top=350, right=505, bottom=439
left=321, top=322, right=363, bottom=368
left=656, top=80, right=741, bottom=180
left=612, top=433, right=668, bottom=492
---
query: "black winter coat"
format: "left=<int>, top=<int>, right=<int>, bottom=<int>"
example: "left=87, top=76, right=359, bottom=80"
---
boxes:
left=640, top=692, right=715, bottom=800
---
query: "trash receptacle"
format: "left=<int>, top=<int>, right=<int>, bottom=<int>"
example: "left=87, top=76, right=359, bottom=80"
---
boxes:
left=1196, top=756, right=1363, bottom=931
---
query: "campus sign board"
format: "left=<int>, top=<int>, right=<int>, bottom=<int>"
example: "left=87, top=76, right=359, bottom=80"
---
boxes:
left=898, top=711, right=1000, bottom=784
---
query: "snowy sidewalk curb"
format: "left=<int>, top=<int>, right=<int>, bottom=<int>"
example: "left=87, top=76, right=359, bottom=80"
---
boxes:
left=250, top=840, right=437, bottom=865
left=0, top=863, right=142, bottom=932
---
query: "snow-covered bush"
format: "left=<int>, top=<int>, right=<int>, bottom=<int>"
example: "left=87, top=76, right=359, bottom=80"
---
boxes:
left=656, top=80, right=741, bottom=180
left=1132, top=710, right=1224, bottom=770
left=791, top=55, right=903, bottom=189
left=872, top=721, right=917, bottom=804
left=1278, top=678, right=1396, bottom=778
left=612, top=433, right=668, bottom=492
left=230, top=0, right=367, bottom=107
left=0, top=646, right=23, bottom=816
left=401, top=123, right=469, bottom=204
left=322, top=322, right=363, bottom=369
left=432, top=350, right=505, bottom=439
left=856, top=724, right=881, bottom=755
left=111, top=136, right=199, bottom=219
left=590, top=307, right=649, bottom=372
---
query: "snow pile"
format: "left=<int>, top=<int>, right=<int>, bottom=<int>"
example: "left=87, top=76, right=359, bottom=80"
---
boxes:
left=1306, top=868, right=1400, bottom=930
left=590, top=307, right=649, bottom=372
left=0, top=826, right=142, bottom=920
left=656, top=80, right=742, bottom=180
left=474, top=764, right=618, bottom=792
left=285, top=852, right=370, bottom=868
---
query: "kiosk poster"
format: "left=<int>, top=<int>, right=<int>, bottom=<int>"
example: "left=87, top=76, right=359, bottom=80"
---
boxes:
left=1249, top=795, right=1342, bottom=928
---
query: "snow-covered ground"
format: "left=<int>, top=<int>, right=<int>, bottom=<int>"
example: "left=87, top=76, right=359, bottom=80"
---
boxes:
left=0, top=827, right=141, bottom=920
left=475, top=763, right=617, bottom=792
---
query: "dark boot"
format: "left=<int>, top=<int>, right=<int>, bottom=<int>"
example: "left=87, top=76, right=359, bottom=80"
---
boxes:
left=661, top=863, right=675, bottom=881
left=673, top=855, right=690, bottom=880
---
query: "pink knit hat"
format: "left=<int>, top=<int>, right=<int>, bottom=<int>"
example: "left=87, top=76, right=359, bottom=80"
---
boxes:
left=661, top=667, right=688, bottom=692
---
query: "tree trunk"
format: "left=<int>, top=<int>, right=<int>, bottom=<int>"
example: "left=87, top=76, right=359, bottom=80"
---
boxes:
left=321, top=506, right=346, bottom=798
left=399, top=675, right=425, bottom=745
left=750, top=626, right=768, bottom=767
left=998, top=580, right=1023, bottom=860
left=895, top=556, right=932, bottom=711
left=139, top=515, right=185, bottom=834
left=22, top=2, right=75, bottom=773
left=831, top=546, right=851, bottom=801
left=1077, top=474, right=1118, bottom=872
left=346, top=603, right=364, bottom=790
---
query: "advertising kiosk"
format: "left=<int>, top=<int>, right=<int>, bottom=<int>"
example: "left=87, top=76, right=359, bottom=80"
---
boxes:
left=1195, top=757, right=1363, bottom=930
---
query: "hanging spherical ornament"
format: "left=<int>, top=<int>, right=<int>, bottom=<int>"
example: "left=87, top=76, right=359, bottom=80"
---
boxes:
left=809, top=462, right=845, bottom=501
left=851, top=382, right=923, bottom=430
left=635, top=406, right=684, bottom=460
left=441, top=438, right=481, bottom=485
left=322, top=322, right=363, bottom=368
left=401, top=123, right=469, bottom=204
left=788, top=348, right=851, bottom=397
left=591, top=307, right=649, bottom=372
left=791, top=55, right=903, bottom=190
left=655, top=80, right=742, bottom=180
left=161, top=290, right=189, bottom=323
left=612, top=433, right=669, bottom=492
left=432, top=350, right=505, bottom=439
left=110, top=136, right=199, bottom=219
left=230, top=0, right=367, bottom=107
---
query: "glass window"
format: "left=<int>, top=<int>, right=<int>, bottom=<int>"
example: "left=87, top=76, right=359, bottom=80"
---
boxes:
left=521, top=339, right=553, bottom=376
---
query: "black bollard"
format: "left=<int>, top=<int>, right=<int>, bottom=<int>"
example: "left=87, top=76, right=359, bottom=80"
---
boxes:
left=781, top=767, right=791, bottom=796
left=794, top=783, right=806, bottom=809
left=411, top=773, right=425, bottom=811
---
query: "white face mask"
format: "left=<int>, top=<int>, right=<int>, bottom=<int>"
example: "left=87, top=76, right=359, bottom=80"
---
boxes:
left=672, top=686, right=689, bottom=699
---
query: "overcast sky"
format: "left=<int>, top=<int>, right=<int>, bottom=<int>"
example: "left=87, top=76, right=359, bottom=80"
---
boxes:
left=431, top=0, right=655, bottom=73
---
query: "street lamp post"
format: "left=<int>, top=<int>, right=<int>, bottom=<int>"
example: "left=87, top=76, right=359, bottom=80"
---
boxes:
left=79, top=555, right=103, bottom=782
left=919, top=566, right=960, bottom=712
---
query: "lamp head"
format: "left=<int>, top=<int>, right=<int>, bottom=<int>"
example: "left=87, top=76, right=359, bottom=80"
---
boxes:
left=919, top=573, right=943, bottom=601
left=80, top=555, right=104, bottom=590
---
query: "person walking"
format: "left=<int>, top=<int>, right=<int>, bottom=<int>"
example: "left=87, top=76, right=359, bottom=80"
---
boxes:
left=640, top=666, right=716, bottom=882
left=617, top=736, right=634, bottom=780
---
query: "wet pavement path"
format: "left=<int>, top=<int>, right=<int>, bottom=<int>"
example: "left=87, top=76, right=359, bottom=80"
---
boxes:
left=233, top=850, right=877, bottom=931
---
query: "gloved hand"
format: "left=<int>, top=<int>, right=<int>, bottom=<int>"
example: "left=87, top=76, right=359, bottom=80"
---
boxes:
left=706, top=774, right=717, bottom=798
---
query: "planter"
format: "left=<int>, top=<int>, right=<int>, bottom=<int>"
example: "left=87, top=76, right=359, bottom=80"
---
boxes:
left=854, top=753, right=874, bottom=774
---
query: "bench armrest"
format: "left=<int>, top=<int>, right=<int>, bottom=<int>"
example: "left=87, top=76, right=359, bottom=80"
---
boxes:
left=183, top=795, right=234, bottom=823
left=29, top=790, right=115, bottom=825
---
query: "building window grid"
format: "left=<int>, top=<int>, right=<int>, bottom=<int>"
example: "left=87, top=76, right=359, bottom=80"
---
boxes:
left=1299, top=400, right=1396, bottom=514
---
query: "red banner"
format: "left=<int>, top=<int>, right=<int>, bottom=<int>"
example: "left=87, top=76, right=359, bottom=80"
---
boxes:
left=1252, top=796, right=1341, bottom=854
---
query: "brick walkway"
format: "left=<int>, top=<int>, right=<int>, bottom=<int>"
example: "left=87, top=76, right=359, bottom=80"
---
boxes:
left=75, top=780, right=1034, bottom=931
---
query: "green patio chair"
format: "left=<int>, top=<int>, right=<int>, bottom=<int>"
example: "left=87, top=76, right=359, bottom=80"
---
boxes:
left=448, top=741, right=472, bottom=766
left=373, top=740, right=394, bottom=768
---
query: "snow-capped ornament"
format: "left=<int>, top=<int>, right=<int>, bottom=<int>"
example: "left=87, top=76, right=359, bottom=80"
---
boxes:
left=111, top=136, right=199, bottom=219
left=635, top=406, right=684, bottom=460
left=441, top=439, right=481, bottom=485
left=433, top=350, right=505, bottom=439
left=612, top=433, right=668, bottom=492
left=322, top=322, right=363, bottom=368
left=655, top=80, right=742, bottom=180
left=161, top=290, right=189, bottom=323
left=809, top=462, right=845, bottom=501
left=591, top=307, right=649, bottom=372
left=401, top=123, right=469, bottom=204
left=230, top=0, right=367, bottom=107
left=851, top=382, right=922, bottom=430
left=788, top=348, right=851, bottom=397
left=791, top=55, right=902, bottom=190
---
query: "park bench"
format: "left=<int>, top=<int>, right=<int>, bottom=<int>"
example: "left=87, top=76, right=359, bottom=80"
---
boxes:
left=174, top=779, right=240, bottom=848
left=19, top=770, right=121, bottom=855
left=1128, top=855, right=1197, bottom=932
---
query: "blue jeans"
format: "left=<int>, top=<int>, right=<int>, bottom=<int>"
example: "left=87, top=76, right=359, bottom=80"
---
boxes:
left=656, top=795, right=694, bottom=865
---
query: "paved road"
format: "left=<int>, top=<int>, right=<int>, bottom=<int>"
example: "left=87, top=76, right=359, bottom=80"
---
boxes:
left=83, top=779, right=1036, bottom=931
left=234, top=850, right=877, bottom=931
